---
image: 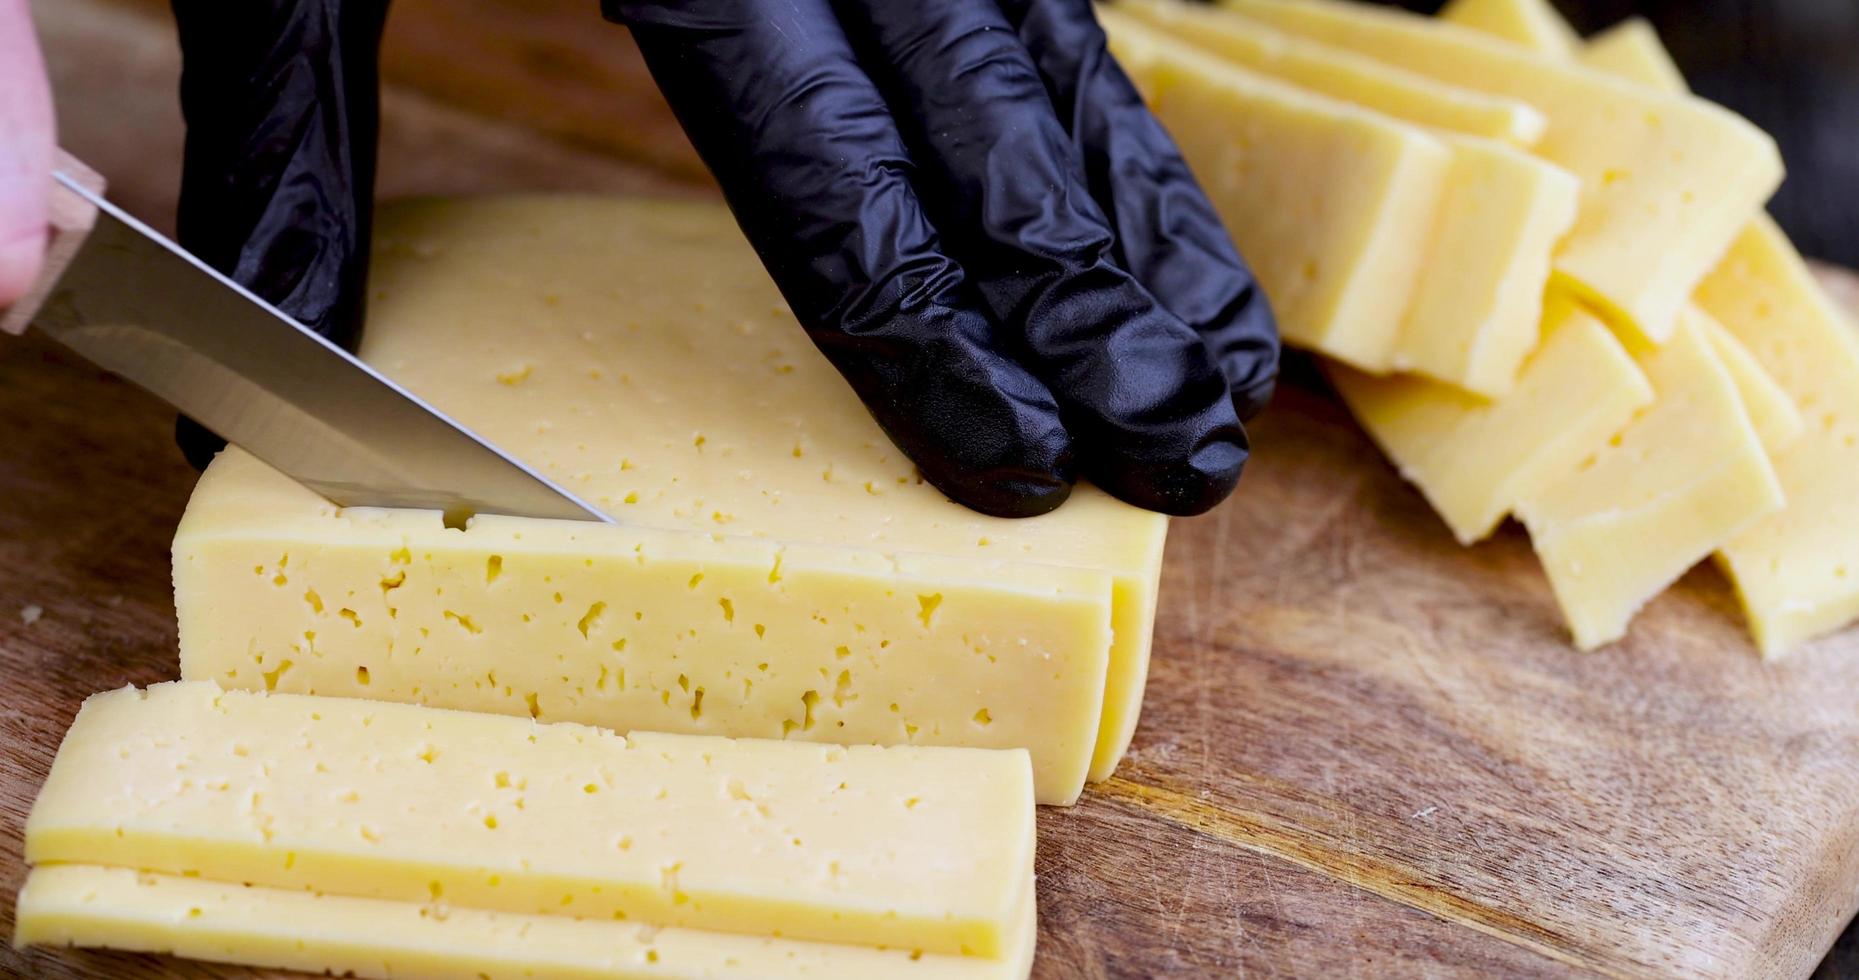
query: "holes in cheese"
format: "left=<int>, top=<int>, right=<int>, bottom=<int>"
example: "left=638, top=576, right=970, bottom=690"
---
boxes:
left=1218, top=0, right=1783, bottom=346
left=1330, top=300, right=1652, bottom=546
left=23, top=684, right=1036, bottom=959
left=174, top=196, right=1172, bottom=805
left=1105, top=7, right=1579, bottom=396
left=1514, top=311, right=1784, bottom=650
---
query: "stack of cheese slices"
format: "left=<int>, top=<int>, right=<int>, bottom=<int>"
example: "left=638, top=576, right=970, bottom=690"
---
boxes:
left=1104, top=0, right=1859, bottom=655
left=16, top=683, right=1039, bottom=979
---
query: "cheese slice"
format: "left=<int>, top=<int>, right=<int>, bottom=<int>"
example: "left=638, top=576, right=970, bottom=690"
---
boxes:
left=1111, top=3, right=1578, bottom=397
left=175, top=196, right=1171, bottom=804
left=1217, top=0, right=1783, bottom=345
left=1559, top=15, right=1859, bottom=655
left=1115, top=0, right=1547, bottom=146
left=15, top=866, right=1037, bottom=980
left=1331, top=300, right=1652, bottom=545
left=1451, top=0, right=1805, bottom=460
left=1515, top=311, right=1784, bottom=649
left=1580, top=19, right=1689, bottom=93
left=1396, top=134, right=1578, bottom=395
left=1699, top=218, right=1859, bottom=656
left=1699, top=313, right=1805, bottom=454
left=1437, top=0, right=1580, bottom=59
left=1101, top=11, right=1450, bottom=373
left=24, top=683, right=1035, bottom=958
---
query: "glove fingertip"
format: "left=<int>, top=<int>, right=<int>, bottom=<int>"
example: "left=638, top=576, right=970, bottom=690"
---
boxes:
left=1090, top=424, right=1247, bottom=518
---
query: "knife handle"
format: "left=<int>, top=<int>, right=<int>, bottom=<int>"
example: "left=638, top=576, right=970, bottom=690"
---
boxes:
left=1, top=149, right=106, bottom=337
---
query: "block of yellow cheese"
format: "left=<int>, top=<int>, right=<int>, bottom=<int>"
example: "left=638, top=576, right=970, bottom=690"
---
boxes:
left=175, top=196, right=1170, bottom=804
left=1101, top=11, right=1450, bottom=373
left=1579, top=19, right=1689, bottom=93
left=1559, top=13, right=1859, bottom=656
left=1218, top=0, right=1783, bottom=344
left=24, top=683, right=1035, bottom=959
left=1115, top=0, right=1547, bottom=147
left=1331, top=300, right=1652, bottom=545
left=1699, top=312, right=1805, bottom=455
left=15, top=866, right=1037, bottom=980
left=1437, top=0, right=1580, bottom=58
left=1514, top=310, right=1784, bottom=649
left=1699, top=219, right=1859, bottom=655
left=1395, top=134, right=1578, bottom=396
left=1450, top=0, right=1804, bottom=457
left=1111, top=2, right=1579, bottom=397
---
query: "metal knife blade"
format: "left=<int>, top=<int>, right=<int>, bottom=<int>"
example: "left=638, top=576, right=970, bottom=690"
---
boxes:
left=28, top=173, right=611, bottom=525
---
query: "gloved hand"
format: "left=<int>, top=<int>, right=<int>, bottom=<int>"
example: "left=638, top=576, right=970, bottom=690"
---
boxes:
left=608, top=0, right=1278, bottom=517
left=165, top=0, right=1278, bottom=518
left=168, top=0, right=388, bottom=470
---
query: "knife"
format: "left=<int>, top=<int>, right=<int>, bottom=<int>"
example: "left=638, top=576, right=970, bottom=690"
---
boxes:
left=2, top=152, right=611, bottom=525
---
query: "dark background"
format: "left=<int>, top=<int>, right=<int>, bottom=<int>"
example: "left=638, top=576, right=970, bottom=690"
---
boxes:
left=1382, top=0, right=1859, bottom=269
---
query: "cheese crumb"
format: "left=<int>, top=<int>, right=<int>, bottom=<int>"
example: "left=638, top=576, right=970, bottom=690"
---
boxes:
left=20, top=604, right=43, bottom=626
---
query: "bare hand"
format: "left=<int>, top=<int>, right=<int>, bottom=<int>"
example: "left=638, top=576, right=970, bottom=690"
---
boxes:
left=0, top=0, right=54, bottom=307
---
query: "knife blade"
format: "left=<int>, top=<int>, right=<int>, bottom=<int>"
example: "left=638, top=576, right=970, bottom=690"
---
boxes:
left=13, top=164, right=611, bottom=525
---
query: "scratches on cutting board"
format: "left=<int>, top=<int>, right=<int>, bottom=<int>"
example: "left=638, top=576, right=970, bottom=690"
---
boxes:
left=1095, top=775, right=1629, bottom=978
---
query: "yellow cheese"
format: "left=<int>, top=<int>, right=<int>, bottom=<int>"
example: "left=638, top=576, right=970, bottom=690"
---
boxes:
left=1699, top=312, right=1805, bottom=454
left=1515, top=311, right=1784, bottom=649
left=1437, top=0, right=1580, bottom=58
left=175, top=196, right=1172, bottom=804
left=1217, top=0, right=1783, bottom=344
left=15, top=866, right=1037, bottom=980
left=1563, top=16, right=1859, bottom=655
left=1396, top=134, right=1578, bottom=395
left=1111, top=3, right=1579, bottom=397
left=1331, top=300, right=1652, bottom=544
left=1102, top=11, right=1451, bottom=372
left=1580, top=19, right=1689, bottom=93
left=1115, top=0, right=1547, bottom=146
left=24, top=683, right=1035, bottom=958
left=1698, top=218, right=1859, bottom=656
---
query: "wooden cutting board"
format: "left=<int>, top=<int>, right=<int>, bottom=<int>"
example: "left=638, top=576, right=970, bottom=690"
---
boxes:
left=4, top=1, right=1857, bottom=976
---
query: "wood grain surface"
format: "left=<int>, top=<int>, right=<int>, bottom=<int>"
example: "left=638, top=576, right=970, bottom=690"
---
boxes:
left=5, top=1, right=1859, bottom=977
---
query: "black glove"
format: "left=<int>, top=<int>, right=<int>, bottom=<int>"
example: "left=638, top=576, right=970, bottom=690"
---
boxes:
left=169, top=0, right=387, bottom=470
left=607, top=0, right=1277, bottom=517
left=166, top=0, right=1279, bottom=519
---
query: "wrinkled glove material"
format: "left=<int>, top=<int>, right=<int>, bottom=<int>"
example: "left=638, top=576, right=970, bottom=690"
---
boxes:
left=170, top=0, right=387, bottom=470
left=609, top=0, right=1277, bottom=517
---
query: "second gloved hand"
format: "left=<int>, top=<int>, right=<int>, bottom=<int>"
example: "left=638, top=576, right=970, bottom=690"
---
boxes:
left=607, top=0, right=1279, bottom=518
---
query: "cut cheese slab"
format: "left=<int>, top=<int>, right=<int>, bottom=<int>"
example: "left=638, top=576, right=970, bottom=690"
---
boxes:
left=1515, top=311, right=1784, bottom=649
left=1698, top=218, right=1859, bottom=656
left=1115, top=0, right=1547, bottom=147
left=1397, top=134, right=1577, bottom=396
left=1218, top=0, right=1783, bottom=344
left=1331, top=300, right=1652, bottom=545
left=1437, top=0, right=1580, bottom=59
left=1566, top=16, right=1859, bottom=655
left=15, top=866, right=1037, bottom=980
left=1112, top=2, right=1578, bottom=397
left=175, top=196, right=1171, bottom=804
left=1700, top=312, right=1805, bottom=455
left=1580, top=19, right=1689, bottom=93
left=24, top=683, right=1035, bottom=958
left=1102, top=10, right=1449, bottom=373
